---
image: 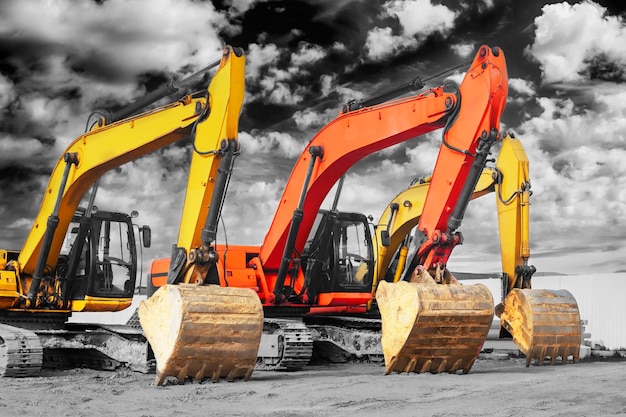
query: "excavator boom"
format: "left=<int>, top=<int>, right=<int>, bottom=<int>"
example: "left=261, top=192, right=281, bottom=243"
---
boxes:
left=259, top=87, right=454, bottom=269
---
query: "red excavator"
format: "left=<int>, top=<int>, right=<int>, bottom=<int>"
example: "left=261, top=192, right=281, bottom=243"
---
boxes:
left=139, top=45, right=581, bottom=384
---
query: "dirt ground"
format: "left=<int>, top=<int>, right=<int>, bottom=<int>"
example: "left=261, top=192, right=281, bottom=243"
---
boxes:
left=2, top=355, right=625, bottom=417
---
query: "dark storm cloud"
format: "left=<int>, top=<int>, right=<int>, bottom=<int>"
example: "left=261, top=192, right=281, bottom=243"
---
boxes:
left=224, top=0, right=493, bottom=132
left=581, top=53, right=626, bottom=83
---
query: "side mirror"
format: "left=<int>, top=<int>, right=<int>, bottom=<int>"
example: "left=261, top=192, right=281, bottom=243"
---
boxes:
left=140, top=226, right=152, bottom=248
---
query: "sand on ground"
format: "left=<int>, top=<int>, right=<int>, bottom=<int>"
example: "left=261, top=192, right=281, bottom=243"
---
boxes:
left=1, top=356, right=625, bottom=417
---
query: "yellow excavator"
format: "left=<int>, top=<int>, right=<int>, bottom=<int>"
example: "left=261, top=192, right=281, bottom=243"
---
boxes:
left=139, top=45, right=581, bottom=384
left=0, top=45, right=255, bottom=377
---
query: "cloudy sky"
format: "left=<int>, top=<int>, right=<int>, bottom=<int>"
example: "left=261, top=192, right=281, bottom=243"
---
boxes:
left=1, top=0, right=625, bottom=278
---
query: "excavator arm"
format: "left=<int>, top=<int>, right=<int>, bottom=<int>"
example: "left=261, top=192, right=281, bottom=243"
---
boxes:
left=137, top=48, right=264, bottom=386
left=494, top=136, right=581, bottom=366
left=494, top=134, right=533, bottom=293
left=163, top=45, right=244, bottom=287
left=410, top=48, right=507, bottom=274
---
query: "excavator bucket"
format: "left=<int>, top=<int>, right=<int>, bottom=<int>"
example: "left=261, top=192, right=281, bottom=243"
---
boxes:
left=376, top=280, right=494, bottom=375
left=499, top=288, right=581, bottom=366
left=138, top=284, right=263, bottom=385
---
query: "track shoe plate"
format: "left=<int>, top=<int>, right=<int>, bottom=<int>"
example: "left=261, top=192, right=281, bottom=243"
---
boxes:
left=0, top=324, right=43, bottom=377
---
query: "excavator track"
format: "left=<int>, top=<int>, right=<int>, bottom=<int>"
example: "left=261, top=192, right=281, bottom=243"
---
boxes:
left=376, top=280, right=494, bottom=374
left=305, top=315, right=383, bottom=363
left=138, top=284, right=264, bottom=385
left=1, top=313, right=152, bottom=375
left=0, top=324, right=43, bottom=377
left=256, top=319, right=313, bottom=371
left=500, top=288, right=581, bottom=366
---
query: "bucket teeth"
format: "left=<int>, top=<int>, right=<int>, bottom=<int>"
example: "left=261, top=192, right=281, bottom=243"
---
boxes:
left=500, top=288, right=581, bottom=367
left=139, top=284, right=264, bottom=385
left=376, top=280, right=494, bottom=375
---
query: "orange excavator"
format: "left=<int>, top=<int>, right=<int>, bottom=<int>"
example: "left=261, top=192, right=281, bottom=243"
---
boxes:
left=0, top=46, right=248, bottom=377
left=139, top=44, right=580, bottom=384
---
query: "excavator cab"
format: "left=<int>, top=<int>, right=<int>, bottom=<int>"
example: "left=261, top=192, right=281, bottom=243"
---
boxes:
left=333, top=213, right=373, bottom=289
left=58, top=208, right=150, bottom=304
left=301, top=210, right=374, bottom=302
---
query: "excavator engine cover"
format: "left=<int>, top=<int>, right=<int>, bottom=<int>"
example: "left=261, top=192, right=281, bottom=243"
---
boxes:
left=500, top=288, right=581, bottom=366
left=376, top=280, right=493, bottom=374
left=138, top=284, right=263, bottom=385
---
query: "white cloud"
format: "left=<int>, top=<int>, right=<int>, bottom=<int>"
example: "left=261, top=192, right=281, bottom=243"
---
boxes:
left=508, top=78, right=535, bottom=96
left=246, top=43, right=281, bottom=80
left=86, top=147, right=195, bottom=260
left=320, top=74, right=367, bottom=104
left=251, top=56, right=314, bottom=105
left=225, top=0, right=267, bottom=14
left=0, top=0, right=241, bottom=177
left=511, top=85, right=626, bottom=251
left=290, top=43, right=326, bottom=67
left=0, top=0, right=228, bottom=77
left=331, top=42, right=348, bottom=52
left=451, top=43, right=475, bottom=58
left=479, top=0, right=494, bottom=10
left=5, top=218, right=34, bottom=230
left=365, top=27, right=418, bottom=61
left=261, top=80, right=305, bottom=105
left=365, top=0, right=456, bottom=62
left=332, top=173, right=392, bottom=214
left=526, top=1, right=626, bottom=83
left=520, top=86, right=626, bottom=152
left=444, top=71, right=465, bottom=87
left=404, top=134, right=443, bottom=176
left=0, top=134, right=48, bottom=169
left=384, top=0, right=456, bottom=39
left=319, top=75, right=335, bottom=98
left=239, top=130, right=304, bottom=158
left=289, top=74, right=367, bottom=132
left=221, top=179, right=285, bottom=245
left=293, top=108, right=338, bottom=131
left=569, top=146, right=626, bottom=180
